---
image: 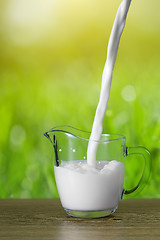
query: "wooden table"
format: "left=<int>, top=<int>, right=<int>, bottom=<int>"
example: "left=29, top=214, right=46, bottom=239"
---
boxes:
left=0, top=199, right=160, bottom=239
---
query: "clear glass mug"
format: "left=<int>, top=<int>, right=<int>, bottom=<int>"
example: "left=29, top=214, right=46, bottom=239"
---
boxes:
left=44, top=126, right=151, bottom=218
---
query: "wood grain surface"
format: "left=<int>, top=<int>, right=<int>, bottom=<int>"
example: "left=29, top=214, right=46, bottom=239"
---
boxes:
left=0, top=199, right=160, bottom=240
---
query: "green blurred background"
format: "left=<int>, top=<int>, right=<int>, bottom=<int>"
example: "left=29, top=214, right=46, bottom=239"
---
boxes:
left=0, top=0, right=160, bottom=198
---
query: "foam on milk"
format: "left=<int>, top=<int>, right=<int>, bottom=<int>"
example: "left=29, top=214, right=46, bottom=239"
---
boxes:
left=54, top=160, right=124, bottom=211
left=87, top=0, right=132, bottom=167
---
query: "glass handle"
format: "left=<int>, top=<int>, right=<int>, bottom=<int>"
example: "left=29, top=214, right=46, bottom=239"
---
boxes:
left=124, top=146, right=151, bottom=195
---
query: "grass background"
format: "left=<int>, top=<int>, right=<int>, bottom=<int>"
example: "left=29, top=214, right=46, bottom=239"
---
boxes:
left=0, top=0, right=160, bottom=198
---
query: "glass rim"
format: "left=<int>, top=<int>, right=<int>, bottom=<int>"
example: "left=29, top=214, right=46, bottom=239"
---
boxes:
left=44, top=125, right=125, bottom=143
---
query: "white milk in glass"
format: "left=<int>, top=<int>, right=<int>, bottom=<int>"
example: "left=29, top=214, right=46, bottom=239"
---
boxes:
left=54, top=160, right=124, bottom=211
left=55, top=0, right=132, bottom=211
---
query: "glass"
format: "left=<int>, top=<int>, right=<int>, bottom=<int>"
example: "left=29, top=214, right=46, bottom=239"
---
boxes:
left=44, top=126, right=151, bottom=218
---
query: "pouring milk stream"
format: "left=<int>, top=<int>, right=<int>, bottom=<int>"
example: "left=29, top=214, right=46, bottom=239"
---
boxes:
left=87, top=0, right=132, bottom=167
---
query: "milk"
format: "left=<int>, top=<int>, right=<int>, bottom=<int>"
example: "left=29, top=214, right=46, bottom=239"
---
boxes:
left=87, top=0, right=132, bottom=167
left=54, top=0, right=132, bottom=212
left=54, top=160, right=124, bottom=211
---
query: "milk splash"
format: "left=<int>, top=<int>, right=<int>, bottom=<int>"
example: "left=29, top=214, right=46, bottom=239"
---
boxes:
left=87, top=0, right=132, bottom=167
